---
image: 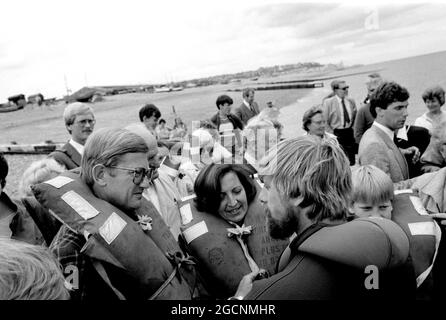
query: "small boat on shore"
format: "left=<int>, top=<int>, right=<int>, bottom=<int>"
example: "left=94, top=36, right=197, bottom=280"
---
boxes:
left=0, top=103, right=24, bottom=113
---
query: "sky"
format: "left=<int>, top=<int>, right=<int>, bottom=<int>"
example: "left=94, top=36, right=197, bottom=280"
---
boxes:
left=1, top=0, right=446, bottom=102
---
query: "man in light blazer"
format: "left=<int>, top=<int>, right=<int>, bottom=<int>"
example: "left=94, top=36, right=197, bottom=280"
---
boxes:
left=233, top=88, right=260, bottom=126
left=358, top=81, right=419, bottom=183
left=322, top=80, right=357, bottom=165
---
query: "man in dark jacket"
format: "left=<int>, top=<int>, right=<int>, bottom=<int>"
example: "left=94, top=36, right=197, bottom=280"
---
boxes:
left=233, top=88, right=260, bottom=126
left=49, top=102, right=95, bottom=169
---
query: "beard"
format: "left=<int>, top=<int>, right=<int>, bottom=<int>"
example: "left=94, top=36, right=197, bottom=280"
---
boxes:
left=267, top=205, right=298, bottom=240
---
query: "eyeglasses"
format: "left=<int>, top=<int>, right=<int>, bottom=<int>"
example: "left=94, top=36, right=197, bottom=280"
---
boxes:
left=338, top=86, right=349, bottom=91
left=107, top=166, right=155, bottom=185
left=74, top=119, right=96, bottom=126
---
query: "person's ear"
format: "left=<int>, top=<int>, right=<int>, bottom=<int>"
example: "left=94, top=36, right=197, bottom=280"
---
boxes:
left=348, top=205, right=356, bottom=215
left=66, top=123, right=73, bottom=134
left=375, top=107, right=384, bottom=118
left=288, top=196, right=304, bottom=208
left=92, top=164, right=107, bottom=186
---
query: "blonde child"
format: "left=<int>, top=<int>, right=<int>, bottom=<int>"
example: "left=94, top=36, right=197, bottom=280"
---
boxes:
left=349, top=165, right=394, bottom=219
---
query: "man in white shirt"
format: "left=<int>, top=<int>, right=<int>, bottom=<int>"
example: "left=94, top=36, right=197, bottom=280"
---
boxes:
left=358, top=81, right=419, bottom=182
left=322, top=80, right=357, bottom=165
left=49, top=102, right=95, bottom=170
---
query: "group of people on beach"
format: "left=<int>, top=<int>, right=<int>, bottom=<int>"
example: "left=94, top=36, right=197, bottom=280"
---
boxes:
left=1, top=76, right=446, bottom=300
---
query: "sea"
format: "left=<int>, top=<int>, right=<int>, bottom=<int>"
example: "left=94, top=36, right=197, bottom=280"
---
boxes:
left=279, top=50, right=446, bottom=139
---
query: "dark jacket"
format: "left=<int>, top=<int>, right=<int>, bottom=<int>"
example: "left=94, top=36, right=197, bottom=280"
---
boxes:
left=210, top=113, right=244, bottom=131
left=233, top=102, right=260, bottom=126
left=246, top=217, right=416, bottom=300
left=48, top=142, right=82, bottom=170
left=0, top=192, right=45, bottom=245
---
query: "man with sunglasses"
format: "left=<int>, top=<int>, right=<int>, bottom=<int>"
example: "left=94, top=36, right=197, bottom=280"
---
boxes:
left=49, top=102, right=96, bottom=170
left=322, top=80, right=358, bottom=165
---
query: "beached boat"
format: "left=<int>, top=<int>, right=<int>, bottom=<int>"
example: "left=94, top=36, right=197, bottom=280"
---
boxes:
left=0, top=103, right=23, bottom=113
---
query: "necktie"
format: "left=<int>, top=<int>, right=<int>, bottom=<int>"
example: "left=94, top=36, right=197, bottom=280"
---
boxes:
left=341, top=98, right=350, bottom=127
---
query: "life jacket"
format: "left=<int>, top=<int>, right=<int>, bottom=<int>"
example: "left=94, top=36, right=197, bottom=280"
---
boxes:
left=178, top=184, right=289, bottom=298
left=392, top=189, right=441, bottom=298
left=31, top=171, right=195, bottom=300
left=247, top=217, right=416, bottom=300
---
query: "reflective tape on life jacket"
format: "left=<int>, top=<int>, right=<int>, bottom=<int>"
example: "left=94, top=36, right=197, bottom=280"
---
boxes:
left=392, top=189, right=441, bottom=288
left=31, top=171, right=193, bottom=300
left=178, top=185, right=289, bottom=298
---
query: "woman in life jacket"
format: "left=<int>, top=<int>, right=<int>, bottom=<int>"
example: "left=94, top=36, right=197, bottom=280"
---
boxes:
left=179, top=164, right=288, bottom=298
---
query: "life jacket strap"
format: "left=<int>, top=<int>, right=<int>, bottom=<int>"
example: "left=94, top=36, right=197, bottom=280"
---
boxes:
left=91, top=259, right=126, bottom=300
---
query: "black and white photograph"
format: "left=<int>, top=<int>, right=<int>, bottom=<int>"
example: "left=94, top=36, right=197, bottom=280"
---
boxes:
left=1, top=0, right=446, bottom=309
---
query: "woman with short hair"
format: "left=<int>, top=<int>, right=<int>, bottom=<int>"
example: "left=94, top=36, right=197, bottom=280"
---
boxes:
left=414, top=86, right=446, bottom=133
left=302, top=105, right=338, bottom=145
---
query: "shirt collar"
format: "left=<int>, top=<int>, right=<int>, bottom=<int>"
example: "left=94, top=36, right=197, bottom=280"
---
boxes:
left=373, top=121, right=395, bottom=141
left=243, top=100, right=250, bottom=108
left=335, top=95, right=344, bottom=104
left=69, top=139, right=84, bottom=156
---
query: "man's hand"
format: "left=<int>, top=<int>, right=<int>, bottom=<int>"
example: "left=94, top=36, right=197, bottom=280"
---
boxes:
left=232, top=269, right=260, bottom=299
left=401, top=146, right=420, bottom=164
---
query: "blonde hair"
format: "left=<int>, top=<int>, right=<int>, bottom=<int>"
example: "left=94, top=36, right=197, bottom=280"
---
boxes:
left=258, top=136, right=351, bottom=222
left=18, top=158, right=66, bottom=197
left=63, top=102, right=94, bottom=133
left=0, top=239, right=69, bottom=300
left=351, top=165, right=394, bottom=206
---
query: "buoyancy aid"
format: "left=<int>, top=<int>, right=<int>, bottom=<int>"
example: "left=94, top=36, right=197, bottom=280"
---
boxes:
left=31, top=171, right=194, bottom=300
left=392, top=189, right=441, bottom=295
left=178, top=187, right=289, bottom=298
left=247, top=217, right=416, bottom=300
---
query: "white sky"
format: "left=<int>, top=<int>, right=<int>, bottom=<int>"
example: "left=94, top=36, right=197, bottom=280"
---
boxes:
left=1, top=0, right=446, bottom=101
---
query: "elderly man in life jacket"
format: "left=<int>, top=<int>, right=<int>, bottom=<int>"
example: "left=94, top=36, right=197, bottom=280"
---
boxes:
left=125, top=123, right=183, bottom=240
left=229, top=136, right=416, bottom=300
left=48, top=128, right=154, bottom=299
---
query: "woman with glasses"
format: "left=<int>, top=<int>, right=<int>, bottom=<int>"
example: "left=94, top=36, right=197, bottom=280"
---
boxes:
left=302, top=105, right=339, bottom=145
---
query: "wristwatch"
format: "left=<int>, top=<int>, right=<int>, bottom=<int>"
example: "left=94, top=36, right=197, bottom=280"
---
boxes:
left=227, top=295, right=244, bottom=300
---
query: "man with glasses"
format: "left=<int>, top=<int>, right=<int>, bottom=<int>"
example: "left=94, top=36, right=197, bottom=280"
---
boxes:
left=322, top=80, right=357, bottom=165
left=50, top=128, right=153, bottom=299
left=126, top=123, right=183, bottom=240
left=49, top=102, right=96, bottom=170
